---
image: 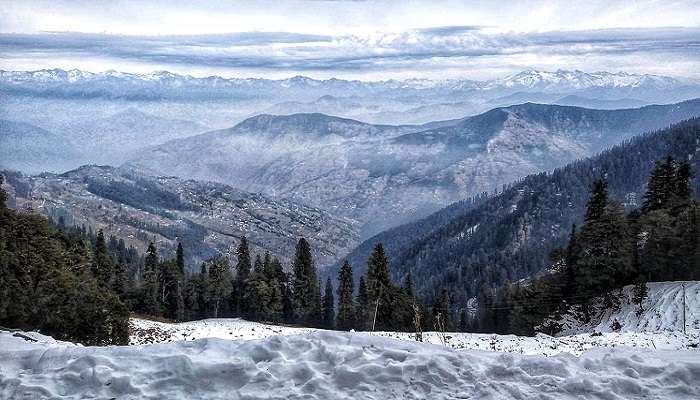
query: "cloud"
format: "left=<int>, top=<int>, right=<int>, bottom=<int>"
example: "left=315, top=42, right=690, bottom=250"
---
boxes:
left=0, top=26, right=699, bottom=78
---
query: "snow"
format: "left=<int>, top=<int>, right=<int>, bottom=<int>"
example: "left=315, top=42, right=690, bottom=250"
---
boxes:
left=3, top=280, right=699, bottom=398
left=131, top=318, right=699, bottom=356
left=3, top=328, right=700, bottom=399
left=555, top=281, right=700, bottom=336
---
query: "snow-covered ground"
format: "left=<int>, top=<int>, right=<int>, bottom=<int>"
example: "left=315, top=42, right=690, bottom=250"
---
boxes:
left=3, top=281, right=699, bottom=399
left=130, top=317, right=699, bottom=356
left=3, top=328, right=700, bottom=399
left=555, top=281, right=700, bottom=336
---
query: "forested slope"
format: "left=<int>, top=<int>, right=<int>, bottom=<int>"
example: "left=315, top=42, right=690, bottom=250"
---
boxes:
left=377, top=119, right=700, bottom=306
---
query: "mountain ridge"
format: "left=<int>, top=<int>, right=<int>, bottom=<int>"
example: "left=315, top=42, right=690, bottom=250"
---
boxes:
left=127, top=99, right=700, bottom=238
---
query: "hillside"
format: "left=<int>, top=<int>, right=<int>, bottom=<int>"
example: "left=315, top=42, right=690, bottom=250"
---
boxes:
left=128, top=100, right=700, bottom=238
left=64, top=108, right=207, bottom=165
left=340, top=119, right=700, bottom=305
left=554, top=282, right=700, bottom=336
left=0, top=119, right=81, bottom=173
left=1, top=165, right=359, bottom=268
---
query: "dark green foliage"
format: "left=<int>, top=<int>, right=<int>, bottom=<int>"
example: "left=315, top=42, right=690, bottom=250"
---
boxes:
left=0, top=177, right=129, bottom=345
left=85, top=176, right=197, bottom=213
left=322, top=277, right=334, bottom=329
left=141, top=242, right=161, bottom=316
left=176, top=243, right=185, bottom=274
left=335, top=261, right=355, bottom=330
left=355, top=277, right=369, bottom=331
left=642, top=157, right=677, bottom=212
left=366, top=244, right=394, bottom=330
left=206, top=257, right=233, bottom=318
left=491, top=154, right=700, bottom=335
left=233, top=237, right=252, bottom=317
left=585, top=180, right=609, bottom=222
left=292, top=238, right=322, bottom=326
left=92, top=230, right=114, bottom=289
left=576, top=201, right=634, bottom=298
left=632, top=278, right=648, bottom=316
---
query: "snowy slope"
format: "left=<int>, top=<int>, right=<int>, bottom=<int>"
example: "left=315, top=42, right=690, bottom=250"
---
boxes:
left=555, top=281, right=700, bottom=336
left=3, top=329, right=700, bottom=399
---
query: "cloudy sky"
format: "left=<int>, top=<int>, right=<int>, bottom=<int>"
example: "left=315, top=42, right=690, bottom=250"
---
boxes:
left=1, top=0, right=699, bottom=80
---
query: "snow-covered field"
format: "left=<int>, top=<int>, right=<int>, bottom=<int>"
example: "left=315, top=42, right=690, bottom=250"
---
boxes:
left=130, top=317, right=699, bottom=356
left=2, top=281, right=699, bottom=399
left=3, top=328, right=700, bottom=399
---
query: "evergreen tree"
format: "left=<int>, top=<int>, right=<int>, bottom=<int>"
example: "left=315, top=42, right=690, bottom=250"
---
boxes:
left=576, top=201, right=634, bottom=300
left=365, top=243, right=393, bottom=330
left=207, top=257, right=233, bottom=318
left=642, top=157, right=676, bottom=212
left=196, top=263, right=210, bottom=318
left=632, top=277, right=648, bottom=316
left=674, top=160, right=694, bottom=201
left=335, top=260, right=355, bottom=330
left=176, top=242, right=185, bottom=274
left=322, top=277, right=335, bottom=329
left=233, top=237, right=252, bottom=317
left=292, top=238, right=321, bottom=325
left=142, top=243, right=161, bottom=316
left=92, top=230, right=114, bottom=289
left=355, top=277, right=369, bottom=330
left=585, top=179, right=608, bottom=222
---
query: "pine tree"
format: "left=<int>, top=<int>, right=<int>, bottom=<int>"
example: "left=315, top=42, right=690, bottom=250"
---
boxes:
left=366, top=243, right=393, bottom=330
left=585, top=179, right=608, bottom=222
left=142, top=242, right=161, bottom=316
left=207, top=257, right=233, bottom=318
left=355, top=277, right=369, bottom=330
left=176, top=242, right=185, bottom=275
left=234, top=237, right=252, bottom=317
left=292, top=238, right=321, bottom=325
left=335, top=260, right=355, bottom=330
left=643, top=157, right=676, bottom=212
left=632, top=277, right=648, bottom=316
left=92, top=230, right=114, bottom=289
left=196, top=263, right=210, bottom=318
left=577, top=201, right=634, bottom=299
left=674, top=160, right=694, bottom=201
left=322, top=277, right=335, bottom=329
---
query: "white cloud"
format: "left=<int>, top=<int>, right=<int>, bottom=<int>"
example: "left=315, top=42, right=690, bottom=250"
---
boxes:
left=0, top=0, right=698, bottom=79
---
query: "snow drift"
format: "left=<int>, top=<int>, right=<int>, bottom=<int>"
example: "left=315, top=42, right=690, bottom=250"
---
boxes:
left=2, top=329, right=700, bottom=400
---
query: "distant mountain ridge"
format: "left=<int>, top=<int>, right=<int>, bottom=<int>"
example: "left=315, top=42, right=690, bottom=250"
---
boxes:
left=2, top=165, right=359, bottom=269
left=2, top=68, right=698, bottom=102
left=127, top=99, right=700, bottom=238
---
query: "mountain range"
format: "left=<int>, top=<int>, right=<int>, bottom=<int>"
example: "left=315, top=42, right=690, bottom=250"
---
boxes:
left=127, top=99, right=700, bottom=238
left=3, top=69, right=697, bottom=101
left=3, top=68, right=700, bottom=129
